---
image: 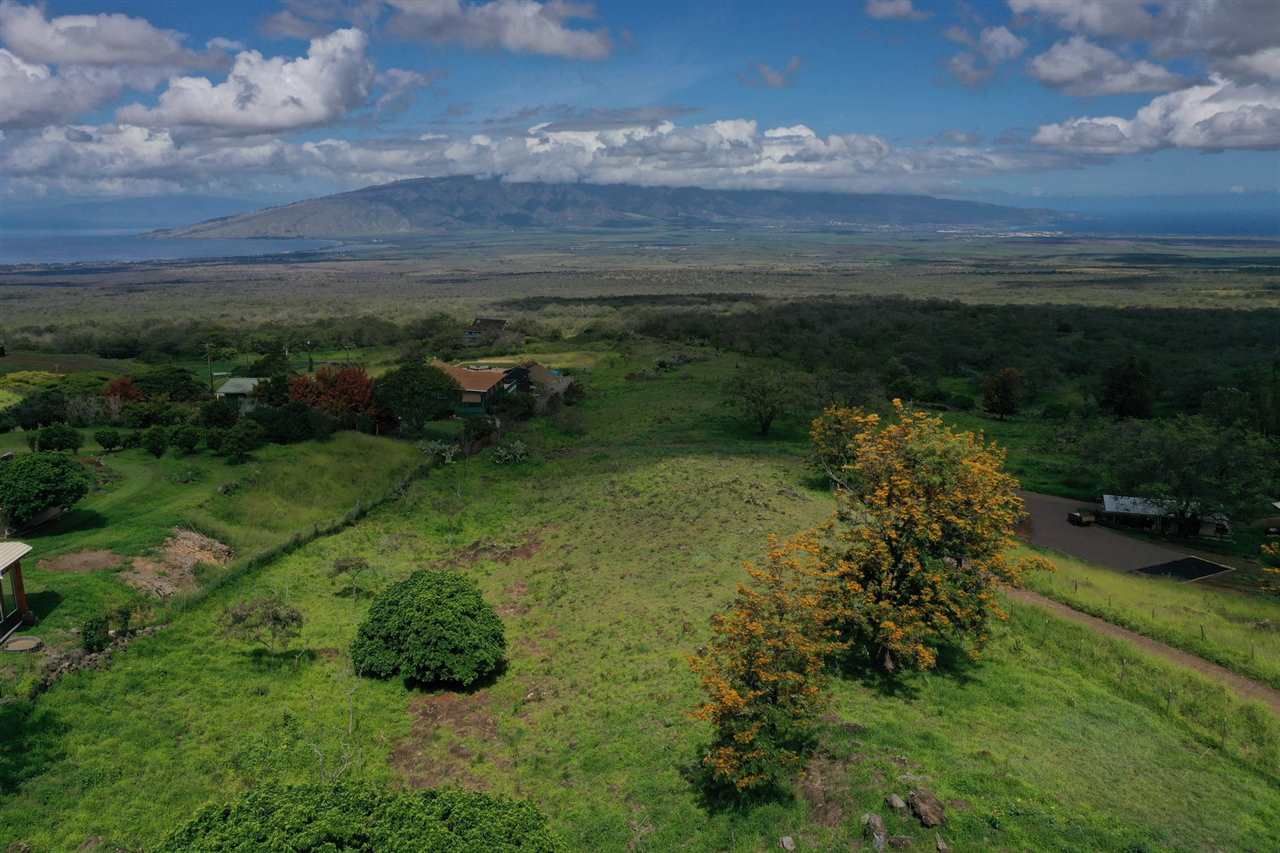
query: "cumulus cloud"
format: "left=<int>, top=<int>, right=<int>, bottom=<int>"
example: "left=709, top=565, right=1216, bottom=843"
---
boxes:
left=1030, top=36, right=1185, bottom=95
left=738, top=56, right=802, bottom=89
left=1033, top=76, right=1280, bottom=152
left=0, top=48, right=138, bottom=128
left=116, top=29, right=376, bottom=135
left=1009, top=0, right=1278, bottom=61
left=0, top=1, right=225, bottom=68
left=386, top=0, right=612, bottom=60
left=865, top=0, right=930, bottom=21
left=947, top=26, right=1027, bottom=86
left=261, top=0, right=384, bottom=39
left=0, top=112, right=1087, bottom=197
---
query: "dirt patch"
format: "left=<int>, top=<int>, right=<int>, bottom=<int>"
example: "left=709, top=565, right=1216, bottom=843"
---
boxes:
left=447, top=529, right=544, bottom=567
left=37, top=550, right=123, bottom=573
left=120, top=528, right=233, bottom=598
left=800, top=753, right=857, bottom=828
left=497, top=579, right=531, bottom=617
left=391, top=691, right=506, bottom=790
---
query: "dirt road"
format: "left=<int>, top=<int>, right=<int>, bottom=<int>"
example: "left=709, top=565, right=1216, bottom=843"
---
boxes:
left=1006, top=587, right=1280, bottom=714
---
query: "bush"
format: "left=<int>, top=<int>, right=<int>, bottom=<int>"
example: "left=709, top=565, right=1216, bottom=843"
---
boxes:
left=124, top=400, right=184, bottom=429
left=122, top=430, right=142, bottom=450
left=94, top=428, right=123, bottom=452
left=157, top=783, right=563, bottom=852
left=223, top=419, right=264, bottom=463
left=0, top=452, right=91, bottom=527
left=142, top=425, right=169, bottom=458
left=28, top=423, right=81, bottom=453
left=351, top=570, right=505, bottom=686
left=199, top=397, right=240, bottom=429
left=491, top=388, right=537, bottom=421
left=492, top=440, right=529, bottom=465
left=219, top=596, right=304, bottom=654
left=80, top=614, right=111, bottom=654
left=204, top=427, right=228, bottom=452
left=171, top=425, right=202, bottom=455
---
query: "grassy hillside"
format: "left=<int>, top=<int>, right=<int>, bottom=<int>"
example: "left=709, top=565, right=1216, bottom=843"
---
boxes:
left=1023, top=545, right=1280, bottom=689
left=2, top=344, right=1277, bottom=851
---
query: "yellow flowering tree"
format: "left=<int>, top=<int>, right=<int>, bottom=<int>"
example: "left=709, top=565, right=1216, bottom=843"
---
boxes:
left=818, top=400, right=1050, bottom=672
left=1263, top=542, right=1280, bottom=595
left=689, top=534, right=846, bottom=792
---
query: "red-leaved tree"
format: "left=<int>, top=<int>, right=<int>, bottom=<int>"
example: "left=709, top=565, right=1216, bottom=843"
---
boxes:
left=289, top=366, right=377, bottom=419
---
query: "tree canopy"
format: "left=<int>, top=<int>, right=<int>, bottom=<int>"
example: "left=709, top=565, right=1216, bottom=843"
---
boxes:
left=374, top=363, right=460, bottom=435
left=0, top=452, right=92, bottom=528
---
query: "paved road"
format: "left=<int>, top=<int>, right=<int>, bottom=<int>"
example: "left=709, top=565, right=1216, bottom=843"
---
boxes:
left=1007, top=588, right=1280, bottom=714
left=1017, top=490, right=1186, bottom=573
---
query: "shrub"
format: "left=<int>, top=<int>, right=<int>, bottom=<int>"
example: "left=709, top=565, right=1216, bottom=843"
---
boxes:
left=219, top=596, right=304, bottom=654
left=491, top=388, right=537, bottom=421
left=492, top=440, right=529, bottom=465
left=122, top=430, right=142, bottom=449
left=223, top=419, right=264, bottom=463
left=124, top=400, right=183, bottom=429
left=142, top=425, right=169, bottom=458
left=199, top=397, right=240, bottom=429
left=94, top=428, right=123, bottom=452
left=204, top=427, right=228, bottom=452
left=80, top=614, right=111, bottom=654
left=0, top=452, right=91, bottom=527
left=351, top=570, right=505, bottom=686
left=28, top=423, right=81, bottom=453
left=157, top=783, right=563, bottom=852
left=171, top=425, right=202, bottom=455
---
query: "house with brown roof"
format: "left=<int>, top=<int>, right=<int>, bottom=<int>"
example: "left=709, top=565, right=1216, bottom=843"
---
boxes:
left=433, top=361, right=528, bottom=414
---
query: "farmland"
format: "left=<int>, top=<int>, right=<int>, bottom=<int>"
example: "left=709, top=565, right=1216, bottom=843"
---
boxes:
left=1, top=340, right=1278, bottom=851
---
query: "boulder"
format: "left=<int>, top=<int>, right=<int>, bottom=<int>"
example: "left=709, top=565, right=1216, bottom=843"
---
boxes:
left=935, top=835, right=951, bottom=852
left=909, top=789, right=946, bottom=828
left=886, top=793, right=907, bottom=811
left=888, top=837, right=914, bottom=849
left=862, top=813, right=888, bottom=852
left=779, top=837, right=796, bottom=851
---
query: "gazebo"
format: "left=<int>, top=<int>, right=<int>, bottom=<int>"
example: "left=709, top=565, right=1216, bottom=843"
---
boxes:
left=0, top=542, right=34, bottom=641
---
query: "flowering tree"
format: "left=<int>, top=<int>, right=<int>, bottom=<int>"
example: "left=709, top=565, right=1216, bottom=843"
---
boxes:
left=818, top=400, right=1049, bottom=672
left=689, top=534, right=845, bottom=792
left=289, top=366, right=377, bottom=419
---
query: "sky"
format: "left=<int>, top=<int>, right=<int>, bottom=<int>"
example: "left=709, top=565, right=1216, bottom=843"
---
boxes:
left=0, top=0, right=1277, bottom=208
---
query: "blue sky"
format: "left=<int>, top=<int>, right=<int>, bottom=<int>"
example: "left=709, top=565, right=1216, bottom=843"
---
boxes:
left=0, top=0, right=1276, bottom=206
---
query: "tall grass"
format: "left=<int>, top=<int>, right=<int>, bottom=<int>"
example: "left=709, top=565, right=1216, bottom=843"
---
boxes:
left=1020, top=544, right=1280, bottom=689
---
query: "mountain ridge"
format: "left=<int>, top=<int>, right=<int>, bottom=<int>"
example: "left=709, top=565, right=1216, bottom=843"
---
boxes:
left=155, top=176, right=1062, bottom=239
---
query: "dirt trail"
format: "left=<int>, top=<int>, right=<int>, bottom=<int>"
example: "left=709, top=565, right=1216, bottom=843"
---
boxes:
left=1007, top=587, right=1280, bottom=715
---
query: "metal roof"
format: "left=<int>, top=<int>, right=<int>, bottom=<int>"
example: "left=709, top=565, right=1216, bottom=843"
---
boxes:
left=0, top=542, right=32, bottom=571
left=1102, top=495, right=1167, bottom=516
left=216, top=377, right=261, bottom=395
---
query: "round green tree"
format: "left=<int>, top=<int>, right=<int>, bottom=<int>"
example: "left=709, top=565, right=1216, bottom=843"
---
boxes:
left=158, top=783, right=562, bottom=852
left=351, top=570, right=505, bottom=686
left=0, top=452, right=91, bottom=528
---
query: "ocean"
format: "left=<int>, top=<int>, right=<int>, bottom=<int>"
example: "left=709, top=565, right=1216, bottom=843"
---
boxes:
left=0, top=230, right=337, bottom=266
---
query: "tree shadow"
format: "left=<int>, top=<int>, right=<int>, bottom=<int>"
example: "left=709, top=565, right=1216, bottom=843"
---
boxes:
left=679, top=747, right=797, bottom=816
left=27, top=508, right=108, bottom=537
left=244, top=646, right=317, bottom=672
left=25, top=590, right=63, bottom=622
left=0, top=701, right=68, bottom=795
left=836, top=642, right=981, bottom=699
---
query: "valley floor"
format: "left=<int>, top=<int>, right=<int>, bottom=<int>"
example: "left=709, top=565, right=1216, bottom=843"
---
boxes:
left=2, top=343, right=1277, bottom=851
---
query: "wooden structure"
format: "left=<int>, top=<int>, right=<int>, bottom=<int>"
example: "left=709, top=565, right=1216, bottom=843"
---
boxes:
left=215, top=377, right=263, bottom=413
left=0, top=542, right=34, bottom=640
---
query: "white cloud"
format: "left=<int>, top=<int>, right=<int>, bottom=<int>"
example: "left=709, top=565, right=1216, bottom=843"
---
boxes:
left=0, top=113, right=1087, bottom=198
left=947, top=26, right=1027, bottom=86
left=0, top=1, right=224, bottom=68
left=979, top=26, right=1027, bottom=63
left=1219, top=47, right=1280, bottom=82
left=1030, top=37, right=1185, bottom=95
left=386, top=0, right=612, bottom=60
left=117, top=29, right=376, bottom=135
left=865, top=0, right=930, bottom=21
left=738, top=56, right=802, bottom=89
left=1034, top=76, right=1280, bottom=152
left=0, top=48, right=147, bottom=128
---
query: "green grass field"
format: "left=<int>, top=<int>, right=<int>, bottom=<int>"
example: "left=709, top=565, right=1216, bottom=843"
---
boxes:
left=1, top=343, right=1277, bottom=851
left=1022, top=545, right=1280, bottom=690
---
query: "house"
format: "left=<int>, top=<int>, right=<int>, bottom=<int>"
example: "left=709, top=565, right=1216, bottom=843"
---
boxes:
left=0, top=542, right=35, bottom=641
left=434, top=361, right=526, bottom=414
left=1100, top=495, right=1230, bottom=537
left=523, top=361, right=572, bottom=408
left=215, top=377, right=263, bottom=413
left=462, top=318, right=508, bottom=346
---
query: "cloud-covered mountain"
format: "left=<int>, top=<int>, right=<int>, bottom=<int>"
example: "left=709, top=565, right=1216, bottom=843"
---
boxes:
left=158, top=176, right=1060, bottom=238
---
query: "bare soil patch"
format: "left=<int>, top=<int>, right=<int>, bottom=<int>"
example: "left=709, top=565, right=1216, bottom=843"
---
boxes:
left=120, top=529, right=233, bottom=597
left=447, top=528, right=545, bottom=567
left=391, top=691, right=504, bottom=790
left=37, top=550, right=123, bottom=573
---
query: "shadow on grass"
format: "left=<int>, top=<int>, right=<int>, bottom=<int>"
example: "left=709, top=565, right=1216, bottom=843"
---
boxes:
left=679, top=749, right=798, bottom=816
left=26, top=589, right=63, bottom=622
left=0, top=701, right=68, bottom=795
left=27, top=508, right=108, bottom=538
left=837, top=643, right=981, bottom=699
left=402, top=659, right=508, bottom=694
left=244, top=646, right=320, bottom=672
